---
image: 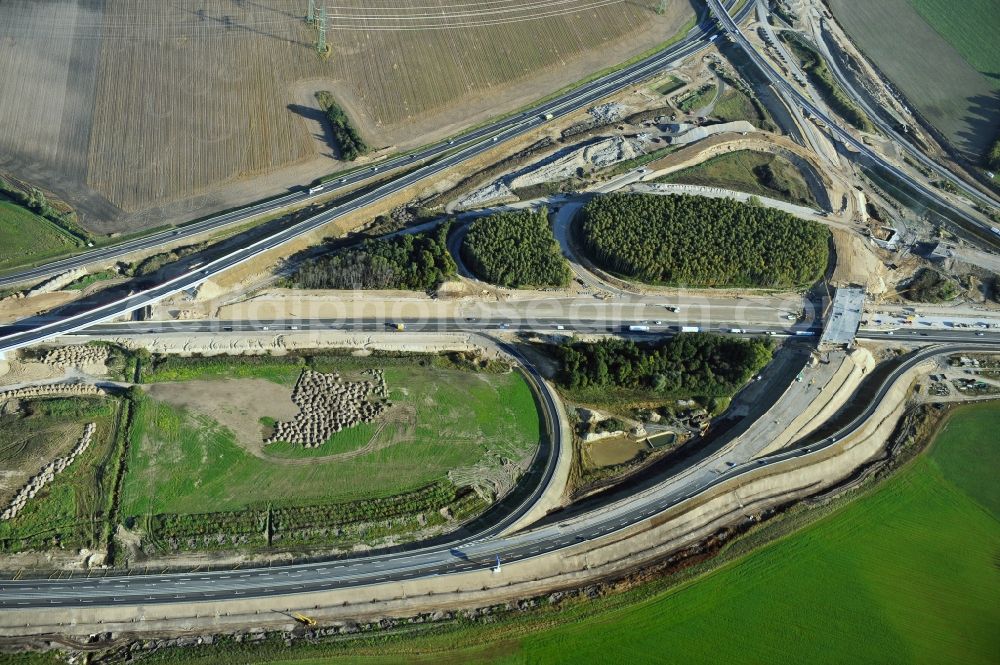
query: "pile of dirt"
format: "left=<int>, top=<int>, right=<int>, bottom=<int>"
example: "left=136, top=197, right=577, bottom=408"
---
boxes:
left=265, top=369, right=390, bottom=448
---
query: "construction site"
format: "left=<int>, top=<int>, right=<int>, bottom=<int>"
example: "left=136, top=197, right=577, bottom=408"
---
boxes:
left=0, top=0, right=998, bottom=662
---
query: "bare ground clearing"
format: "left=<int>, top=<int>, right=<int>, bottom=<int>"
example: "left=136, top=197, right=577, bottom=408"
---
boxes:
left=144, top=379, right=299, bottom=457
left=0, top=0, right=694, bottom=235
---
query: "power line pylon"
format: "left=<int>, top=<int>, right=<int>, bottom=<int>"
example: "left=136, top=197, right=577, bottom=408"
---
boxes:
left=316, top=5, right=329, bottom=55
left=307, top=0, right=316, bottom=23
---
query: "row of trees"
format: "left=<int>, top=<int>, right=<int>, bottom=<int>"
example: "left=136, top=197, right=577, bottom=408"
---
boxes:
left=557, top=334, right=773, bottom=397
left=315, top=91, right=369, bottom=161
left=579, top=192, right=829, bottom=288
left=0, top=176, right=90, bottom=243
left=461, top=209, right=572, bottom=288
left=292, top=222, right=456, bottom=291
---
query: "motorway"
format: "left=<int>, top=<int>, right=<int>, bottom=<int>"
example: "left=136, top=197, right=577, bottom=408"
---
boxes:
left=0, top=2, right=755, bottom=355
left=1, top=340, right=995, bottom=609
left=0, top=1, right=753, bottom=294
left=707, top=0, right=1000, bottom=245
left=56, top=317, right=1000, bottom=347
left=797, top=2, right=1000, bottom=211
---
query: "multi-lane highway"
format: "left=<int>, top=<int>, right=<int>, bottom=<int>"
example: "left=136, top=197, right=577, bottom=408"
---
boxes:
left=0, top=1, right=754, bottom=294
left=0, top=2, right=756, bottom=354
left=2, top=341, right=994, bottom=609
left=708, top=0, right=1000, bottom=245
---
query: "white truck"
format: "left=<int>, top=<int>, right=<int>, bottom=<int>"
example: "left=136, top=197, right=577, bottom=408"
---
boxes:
left=541, top=112, right=554, bottom=121
left=680, top=326, right=700, bottom=333
left=628, top=325, right=651, bottom=332
left=729, top=328, right=745, bottom=334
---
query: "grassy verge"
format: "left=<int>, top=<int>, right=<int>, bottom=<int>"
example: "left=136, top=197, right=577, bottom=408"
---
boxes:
left=119, top=352, right=541, bottom=556
left=44, top=401, right=998, bottom=665
left=0, top=198, right=83, bottom=272
left=778, top=31, right=874, bottom=132
left=655, top=149, right=819, bottom=207
left=63, top=270, right=119, bottom=291
left=0, top=396, right=123, bottom=553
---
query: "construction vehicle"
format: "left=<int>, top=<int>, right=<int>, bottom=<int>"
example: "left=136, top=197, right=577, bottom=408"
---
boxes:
left=292, top=613, right=317, bottom=627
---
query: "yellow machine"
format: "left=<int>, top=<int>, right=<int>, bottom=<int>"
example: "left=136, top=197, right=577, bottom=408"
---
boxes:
left=292, top=612, right=317, bottom=627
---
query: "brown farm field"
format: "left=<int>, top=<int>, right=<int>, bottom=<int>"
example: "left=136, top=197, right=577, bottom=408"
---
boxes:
left=0, top=0, right=694, bottom=235
left=827, top=0, right=999, bottom=161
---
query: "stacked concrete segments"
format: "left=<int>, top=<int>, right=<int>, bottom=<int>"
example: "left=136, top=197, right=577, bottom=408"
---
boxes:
left=1, top=423, right=96, bottom=520
left=264, top=370, right=390, bottom=448
left=0, top=383, right=105, bottom=404
left=42, top=345, right=110, bottom=368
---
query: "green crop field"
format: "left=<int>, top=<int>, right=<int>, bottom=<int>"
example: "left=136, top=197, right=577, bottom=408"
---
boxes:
left=115, top=401, right=999, bottom=664
left=0, top=198, right=80, bottom=272
left=0, top=397, right=122, bottom=552
left=828, top=0, right=999, bottom=160
left=122, top=358, right=541, bottom=517
left=907, top=0, right=1000, bottom=78
left=657, top=150, right=819, bottom=208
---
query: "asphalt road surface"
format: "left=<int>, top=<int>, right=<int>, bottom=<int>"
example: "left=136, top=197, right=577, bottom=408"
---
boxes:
left=0, top=1, right=753, bottom=293
left=1, top=342, right=993, bottom=609
left=708, top=0, right=1000, bottom=246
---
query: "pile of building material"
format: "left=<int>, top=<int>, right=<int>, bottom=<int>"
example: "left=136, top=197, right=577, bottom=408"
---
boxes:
left=265, top=370, right=390, bottom=448
left=0, top=383, right=105, bottom=405
left=43, top=345, right=110, bottom=368
left=1, top=423, right=96, bottom=520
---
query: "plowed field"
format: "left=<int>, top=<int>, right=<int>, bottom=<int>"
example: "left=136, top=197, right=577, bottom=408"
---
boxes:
left=0, top=0, right=693, bottom=233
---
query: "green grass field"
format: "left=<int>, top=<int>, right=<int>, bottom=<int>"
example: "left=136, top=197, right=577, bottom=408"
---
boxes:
left=711, top=88, right=763, bottom=126
left=0, top=198, right=80, bottom=272
left=114, top=401, right=998, bottom=665
left=907, top=0, right=1000, bottom=78
left=122, top=359, right=541, bottom=517
left=677, top=84, right=716, bottom=113
left=657, top=150, right=819, bottom=208
left=0, top=397, right=121, bottom=552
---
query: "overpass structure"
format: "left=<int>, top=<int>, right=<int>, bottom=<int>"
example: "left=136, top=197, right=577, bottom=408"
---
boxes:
left=0, top=340, right=995, bottom=614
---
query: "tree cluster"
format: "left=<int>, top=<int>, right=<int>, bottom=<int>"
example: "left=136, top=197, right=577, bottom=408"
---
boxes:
left=579, top=192, right=829, bottom=288
left=984, top=130, right=1000, bottom=171
left=0, top=178, right=89, bottom=242
left=557, top=334, right=773, bottom=397
left=315, top=91, right=369, bottom=161
left=461, top=209, right=572, bottom=288
left=292, top=222, right=456, bottom=291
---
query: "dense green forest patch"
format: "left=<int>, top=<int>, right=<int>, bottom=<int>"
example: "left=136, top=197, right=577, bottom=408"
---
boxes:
left=315, top=91, right=369, bottom=161
left=556, top=334, right=773, bottom=405
left=461, top=210, right=572, bottom=288
left=578, top=192, right=828, bottom=288
left=290, top=222, right=456, bottom=291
